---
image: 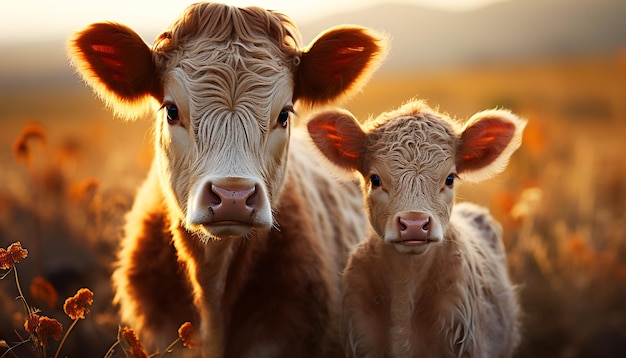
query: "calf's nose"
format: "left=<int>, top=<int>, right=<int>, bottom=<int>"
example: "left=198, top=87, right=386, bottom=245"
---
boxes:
left=397, top=213, right=431, bottom=242
left=207, top=182, right=257, bottom=223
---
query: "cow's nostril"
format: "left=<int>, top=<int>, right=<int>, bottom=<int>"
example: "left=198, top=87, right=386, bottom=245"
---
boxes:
left=398, top=217, right=407, bottom=231
left=422, top=217, right=431, bottom=231
left=245, top=186, right=257, bottom=207
left=208, top=183, right=222, bottom=207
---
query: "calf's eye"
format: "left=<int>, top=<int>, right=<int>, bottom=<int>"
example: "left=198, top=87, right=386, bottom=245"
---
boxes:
left=370, top=174, right=382, bottom=188
left=445, top=174, right=456, bottom=188
left=166, top=105, right=179, bottom=125
left=277, top=109, right=290, bottom=127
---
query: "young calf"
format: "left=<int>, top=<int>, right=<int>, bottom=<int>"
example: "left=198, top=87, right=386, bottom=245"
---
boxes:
left=308, top=100, right=524, bottom=357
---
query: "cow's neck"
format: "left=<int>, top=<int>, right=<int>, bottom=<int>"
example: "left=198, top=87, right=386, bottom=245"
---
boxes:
left=380, top=229, right=463, bottom=353
left=170, top=219, right=269, bottom=356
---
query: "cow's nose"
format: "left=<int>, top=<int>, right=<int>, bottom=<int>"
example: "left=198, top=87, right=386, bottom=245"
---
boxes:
left=397, top=213, right=431, bottom=242
left=206, top=182, right=257, bottom=223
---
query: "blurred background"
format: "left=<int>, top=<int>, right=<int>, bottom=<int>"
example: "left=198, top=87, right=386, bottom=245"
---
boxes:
left=1, top=0, right=625, bottom=356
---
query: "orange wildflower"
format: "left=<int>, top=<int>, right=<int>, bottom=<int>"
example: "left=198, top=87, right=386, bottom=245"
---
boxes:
left=12, top=124, right=46, bottom=164
left=36, top=316, right=63, bottom=348
left=67, top=178, right=99, bottom=202
left=63, top=288, right=94, bottom=320
left=30, top=277, right=59, bottom=310
left=178, top=322, right=199, bottom=349
left=24, top=313, right=40, bottom=335
left=121, top=327, right=149, bottom=358
left=0, top=242, right=28, bottom=270
left=24, top=313, right=63, bottom=348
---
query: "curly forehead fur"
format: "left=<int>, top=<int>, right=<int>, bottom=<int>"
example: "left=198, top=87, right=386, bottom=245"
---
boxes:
left=153, top=3, right=300, bottom=124
left=364, top=100, right=460, bottom=191
left=153, top=3, right=301, bottom=72
left=152, top=3, right=301, bottom=153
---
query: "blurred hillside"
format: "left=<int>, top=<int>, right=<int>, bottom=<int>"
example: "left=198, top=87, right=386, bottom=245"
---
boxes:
left=300, top=0, right=626, bottom=72
left=2, top=0, right=626, bottom=91
left=1, top=0, right=624, bottom=136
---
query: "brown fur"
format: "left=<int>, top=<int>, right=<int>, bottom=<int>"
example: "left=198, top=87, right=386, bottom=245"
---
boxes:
left=308, top=100, right=525, bottom=357
left=113, top=167, right=196, bottom=345
left=341, top=204, right=520, bottom=357
left=116, top=139, right=365, bottom=356
left=68, top=2, right=384, bottom=356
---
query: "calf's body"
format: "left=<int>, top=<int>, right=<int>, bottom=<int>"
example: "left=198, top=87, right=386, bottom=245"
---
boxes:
left=343, top=203, right=518, bottom=357
left=308, top=100, right=524, bottom=357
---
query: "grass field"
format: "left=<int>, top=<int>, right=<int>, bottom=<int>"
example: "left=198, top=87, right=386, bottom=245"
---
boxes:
left=1, top=53, right=625, bottom=356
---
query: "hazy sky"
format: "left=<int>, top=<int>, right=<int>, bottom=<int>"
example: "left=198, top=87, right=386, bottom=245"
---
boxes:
left=5, top=0, right=506, bottom=44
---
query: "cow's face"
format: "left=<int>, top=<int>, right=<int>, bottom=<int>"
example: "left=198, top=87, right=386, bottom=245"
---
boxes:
left=69, top=3, right=386, bottom=240
left=154, top=43, right=295, bottom=238
left=307, top=101, right=526, bottom=254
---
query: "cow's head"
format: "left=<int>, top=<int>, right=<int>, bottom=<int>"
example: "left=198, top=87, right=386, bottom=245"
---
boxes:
left=308, top=100, right=526, bottom=254
left=69, top=3, right=386, bottom=240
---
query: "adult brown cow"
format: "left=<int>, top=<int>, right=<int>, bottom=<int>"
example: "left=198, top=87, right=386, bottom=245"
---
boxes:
left=68, top=2, right=385, bottom=357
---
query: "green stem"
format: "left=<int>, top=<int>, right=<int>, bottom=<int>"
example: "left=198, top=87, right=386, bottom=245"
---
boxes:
left=53, top=318, right=79, bottom=358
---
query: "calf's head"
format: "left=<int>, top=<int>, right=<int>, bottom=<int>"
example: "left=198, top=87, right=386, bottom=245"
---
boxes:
left=68, top=3, right=385, bottom=240
left=308, top=100, right=526, bottom=254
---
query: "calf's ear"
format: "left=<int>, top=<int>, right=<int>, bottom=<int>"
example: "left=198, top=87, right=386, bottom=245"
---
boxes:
left=456, top=109, right=527, bottom=182
left=68, top=22, right=162, bottom=119
left=307, top=109, right=366, bottom=172
left=294, top=26, right=387, bottom=106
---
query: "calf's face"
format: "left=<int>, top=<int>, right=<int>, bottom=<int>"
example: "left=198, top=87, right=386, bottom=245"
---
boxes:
left=308, top=101, right=526, bottom=254
left=68, top=3, right=385, bottom=241
left=362, top=115, right=457, bottom=254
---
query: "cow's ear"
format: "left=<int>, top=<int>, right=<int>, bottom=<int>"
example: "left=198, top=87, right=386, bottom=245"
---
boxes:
left=68, top=22, right=162, bottom=119
left=294, top=26, right=387, bottom=106
left=456, top=109, right=527, bottom=182
left=307, top=109, right=366, bottom=172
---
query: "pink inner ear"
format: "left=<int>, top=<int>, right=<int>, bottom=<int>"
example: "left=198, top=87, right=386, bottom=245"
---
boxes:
left=323, top=131, right=354, bottom=157
left=294, top=26, right=384, bottom=106
left=328, top=46, right=367, bottom=78
left=91, top=44, right=117, bottom=54
left=71, top=22, right=162, bottom=103
left=307, top=112, right=365, bottom=170
left=458, top=118, right=515, bottom=172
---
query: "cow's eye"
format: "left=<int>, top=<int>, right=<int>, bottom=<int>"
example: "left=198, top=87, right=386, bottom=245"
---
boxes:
left=370, top=174, right=382, bottom=188
left=277, top=108, right=290, bottom=128
left=445, top=174, right=456, bottom=188
left=166, top=105, right=179, bottom=124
